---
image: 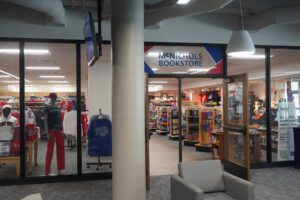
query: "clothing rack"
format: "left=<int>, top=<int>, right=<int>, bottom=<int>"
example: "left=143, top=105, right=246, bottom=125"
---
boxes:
left=86, top=108, right=112, bottom=170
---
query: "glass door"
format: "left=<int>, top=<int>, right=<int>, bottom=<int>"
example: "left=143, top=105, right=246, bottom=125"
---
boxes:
left=223, top=74, right=250, bottom=180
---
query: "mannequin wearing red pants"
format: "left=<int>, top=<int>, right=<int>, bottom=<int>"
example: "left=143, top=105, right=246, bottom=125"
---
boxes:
left=45, top=93, right=65, bottom=175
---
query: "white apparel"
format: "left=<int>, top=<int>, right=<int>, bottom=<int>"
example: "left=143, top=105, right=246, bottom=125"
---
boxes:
left=63, top=110, right=77, bottom=137
left=25, top=109, right=36, bottom=124
left=0, top=115, right=17, bottom=140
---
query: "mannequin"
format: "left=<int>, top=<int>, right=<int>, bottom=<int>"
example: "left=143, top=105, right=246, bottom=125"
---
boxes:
left=45, top=93, right=65, bottom=176
left=0, top=105, right=17, bottom=141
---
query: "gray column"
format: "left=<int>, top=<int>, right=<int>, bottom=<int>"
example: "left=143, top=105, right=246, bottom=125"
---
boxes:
left=111, top=0, right=146, bottom=200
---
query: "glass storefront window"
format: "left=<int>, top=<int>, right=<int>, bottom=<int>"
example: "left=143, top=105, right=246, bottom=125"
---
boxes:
left=271, top=49, right=300, bottom=161
left=25, top=43, right=77, bottom=176
left=227, top=48, right=267, bottom=163
left=81, top=44, right=112, bottom=174
left=0, top=42, right=20, bottom=178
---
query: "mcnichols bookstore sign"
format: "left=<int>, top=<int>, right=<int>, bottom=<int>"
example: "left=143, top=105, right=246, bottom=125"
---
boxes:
left=144, top=45, right=224, bottom=75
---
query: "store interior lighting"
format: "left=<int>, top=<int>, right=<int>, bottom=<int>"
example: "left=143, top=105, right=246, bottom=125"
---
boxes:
left=51, top=85, right=71, bottom=87
left=47, top=80, right=69, bottom=83
left=285, top=71, right=300, bottom=74
left=172, top=71, right=188, bottom=74
left=0, top=75, right=10, bottom=78
left=151, top=68, right=158, bottom=71
left=228, top=54, right=269, bottom=59
left=3, top=80, right=19, bottom=83
left=26, top=66, right=60, bottom=70
left=0, top=69, right=31, bottom=82
left=177, top=0, right=191, bottom=5
left=39, top=75, right=65, bottom=78
left=149, top=81, right=168, bottom=84
left=227, top=0, right=255, bottom=56
left=0, top=49, right=50, bottom=55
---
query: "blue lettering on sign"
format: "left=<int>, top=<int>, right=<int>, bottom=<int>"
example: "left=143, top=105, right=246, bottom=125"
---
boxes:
left=155, top=52, right=203, bottom=67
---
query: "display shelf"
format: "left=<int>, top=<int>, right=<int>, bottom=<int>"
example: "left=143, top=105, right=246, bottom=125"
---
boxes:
left=167, top=134, right=179, bottom=140
left=210, top=130, right=224, bottom=159
left=156, top=130, right=168, bottom=135
left=183, top=139, right=199, bottom=147
left=157, top=106, right=169, bottom=133
left=184, top=108, right=199, bottom=143
left=169, top=108, right=179, bottom=136
left=195, top=143, right=211, bottom=152
left=199, top=107, right=222, bottom=146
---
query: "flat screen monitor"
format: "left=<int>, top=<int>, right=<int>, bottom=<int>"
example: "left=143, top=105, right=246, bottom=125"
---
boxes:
left=83, top=11, right=99, bottom=66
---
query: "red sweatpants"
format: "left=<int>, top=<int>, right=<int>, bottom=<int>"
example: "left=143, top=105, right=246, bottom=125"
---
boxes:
left=45, top=130, right=65, bottom=175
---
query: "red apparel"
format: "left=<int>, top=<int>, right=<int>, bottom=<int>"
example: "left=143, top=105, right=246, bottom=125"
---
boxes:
left=45, top=130, right=65, bottom=175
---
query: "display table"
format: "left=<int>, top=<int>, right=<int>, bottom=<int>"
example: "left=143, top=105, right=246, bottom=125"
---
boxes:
left=0, top=156, right=20, bottom=176
left=0, top=139, right=38, bottom=176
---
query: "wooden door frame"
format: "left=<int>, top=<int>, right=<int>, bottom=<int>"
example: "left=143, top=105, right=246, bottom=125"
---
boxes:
left=145, top=73, right=150, bottom=190
left=223, top=73, right=250, bottom=180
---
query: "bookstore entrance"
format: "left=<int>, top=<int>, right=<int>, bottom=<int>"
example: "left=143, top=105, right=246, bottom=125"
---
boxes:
left=146, top=74, right=251, bottom=181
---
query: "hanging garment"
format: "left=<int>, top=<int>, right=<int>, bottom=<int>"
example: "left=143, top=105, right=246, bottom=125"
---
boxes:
left=63, top=110, right=77, bottom=137
left=88, top=117, right=112, bottom=157
left=25, top=109, right=36, bottom=124
left=25, top=123, right=38, bottom=141
left=0, top=115, right=18, bottom=140
left=45, top=130, right=65, bottom=175
left=81, top=113, right=88, bottom=143
left=11, top=111, right=20, bottom=122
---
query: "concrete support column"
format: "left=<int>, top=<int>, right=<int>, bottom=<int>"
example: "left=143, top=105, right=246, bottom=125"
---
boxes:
left=111, top=0, right=146, bottom=200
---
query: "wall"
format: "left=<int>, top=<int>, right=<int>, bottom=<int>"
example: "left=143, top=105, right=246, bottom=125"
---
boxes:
left=87, top=61, right=112, bottom=118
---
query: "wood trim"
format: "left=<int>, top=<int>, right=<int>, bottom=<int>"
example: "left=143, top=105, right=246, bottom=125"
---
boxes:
left=145, top=73, right=150, bottom=190
left=222, top=74, right=251, bottom=181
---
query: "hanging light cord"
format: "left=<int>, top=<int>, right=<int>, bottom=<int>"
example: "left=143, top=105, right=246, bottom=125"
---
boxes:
left=239, top=0, right=245, bottom=30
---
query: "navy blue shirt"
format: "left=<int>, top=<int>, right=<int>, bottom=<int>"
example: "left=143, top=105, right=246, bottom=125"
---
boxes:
left=45, top=105, right=63, bottom=131
left=88, top=117, right=112, bottom=156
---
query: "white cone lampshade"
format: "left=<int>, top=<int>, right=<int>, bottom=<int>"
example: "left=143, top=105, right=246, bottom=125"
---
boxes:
left=227, top=30, right=255, bottom=56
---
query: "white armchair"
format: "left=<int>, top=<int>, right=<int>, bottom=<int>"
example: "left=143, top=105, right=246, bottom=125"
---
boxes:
left=21, top=193, right=42, bottom=200
left=171, top=160, right=254, bottom=200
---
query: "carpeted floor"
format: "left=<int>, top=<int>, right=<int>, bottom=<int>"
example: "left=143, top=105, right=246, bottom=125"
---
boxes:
left=0, top=167, right=300, bottom=200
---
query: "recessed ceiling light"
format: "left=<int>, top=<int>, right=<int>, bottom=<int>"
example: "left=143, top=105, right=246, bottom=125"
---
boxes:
left=52, top=85, right=71, bottom=87
left=172, top=71, right=188, bottom=74
left=0, top=70, right=30, bottom=82
left=285, top=71, right=300, bottom=74
left=147, top=52, right=160, bottom=57
left=188, top=68, right=213, bottom=72
left=3, top=80, right=19, bottom=83
left=228, top=54, right=273, bottom=59
left=40, top=75, right=65, bottom=78
left=177, top=0, right=191, bottom=5
left=149, top=81, right=168, bottom=84
left=47, top=80, right=69, bottom=83
left=0, top=49, right=50, bottom=55
left=26, top=66, right=60, bottom=70
left=0, top=75, right=10, bottom=78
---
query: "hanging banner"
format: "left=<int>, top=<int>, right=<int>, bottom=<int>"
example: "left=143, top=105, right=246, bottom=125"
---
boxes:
left=144, top=45, right=224, bottom=75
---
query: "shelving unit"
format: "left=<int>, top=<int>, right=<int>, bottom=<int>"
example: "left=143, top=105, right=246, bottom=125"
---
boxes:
left=149, top=103, right=157, bottom=131
left=210, top=130, right=224, bottom=160
left=157, top=106, right=169, bottom=135
left=168, top=108, right=179, bottom=140
left=184, top=109, right=199, bottom=146
left=196, top=107, right=222, bottom=152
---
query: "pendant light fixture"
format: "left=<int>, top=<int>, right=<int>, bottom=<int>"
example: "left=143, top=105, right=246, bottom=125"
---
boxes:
left=227, top=0, right=255, bottom=57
